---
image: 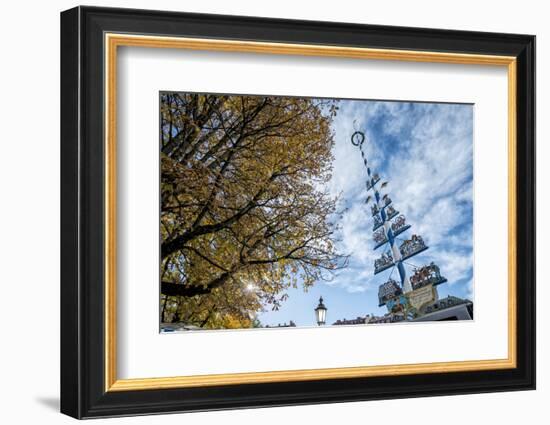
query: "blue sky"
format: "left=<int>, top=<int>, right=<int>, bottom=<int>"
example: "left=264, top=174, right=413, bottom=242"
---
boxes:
left=258, top=99, right=474, bottom=327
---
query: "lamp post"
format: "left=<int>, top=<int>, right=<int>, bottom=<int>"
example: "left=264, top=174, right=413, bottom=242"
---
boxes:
left=315, top=296, right=327, bottom=326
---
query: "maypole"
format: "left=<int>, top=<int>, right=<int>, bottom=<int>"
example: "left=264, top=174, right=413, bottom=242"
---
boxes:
left=351, top=130, right=449, bottom=320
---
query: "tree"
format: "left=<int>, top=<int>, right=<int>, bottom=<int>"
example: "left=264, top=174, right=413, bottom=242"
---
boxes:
left=160, top=93, right=347, bottom=328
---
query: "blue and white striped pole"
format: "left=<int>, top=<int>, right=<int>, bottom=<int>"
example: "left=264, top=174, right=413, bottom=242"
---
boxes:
left=352, top=131, right=412, bottom=293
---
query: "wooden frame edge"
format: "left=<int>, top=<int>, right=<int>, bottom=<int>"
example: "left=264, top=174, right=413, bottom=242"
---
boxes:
left=507, top=59, right=518, bottom=369
left=108, top=358, right=516, bottom=391
left=104, top=33, right=518, bottom=392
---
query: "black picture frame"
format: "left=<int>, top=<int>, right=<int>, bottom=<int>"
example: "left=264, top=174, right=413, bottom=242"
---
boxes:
left=61, top=5, right=535, bottom=419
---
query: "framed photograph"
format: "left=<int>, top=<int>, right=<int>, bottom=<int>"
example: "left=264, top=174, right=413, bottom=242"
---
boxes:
left=60, top=6, right=535, bottom=419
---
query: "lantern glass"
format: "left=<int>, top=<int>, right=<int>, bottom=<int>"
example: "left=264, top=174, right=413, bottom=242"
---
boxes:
left=315, top=297, right=327, bottom=326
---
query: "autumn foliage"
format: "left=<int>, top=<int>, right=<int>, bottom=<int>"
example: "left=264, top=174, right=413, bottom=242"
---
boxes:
left=160, top=93, right=347, bottom=328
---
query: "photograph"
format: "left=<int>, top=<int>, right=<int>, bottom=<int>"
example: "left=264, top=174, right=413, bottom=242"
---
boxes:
left=159, top=92, right=474, bottom=331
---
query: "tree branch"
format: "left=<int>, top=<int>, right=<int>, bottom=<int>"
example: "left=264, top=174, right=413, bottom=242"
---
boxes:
left=161, top=271, right=231, bottom=297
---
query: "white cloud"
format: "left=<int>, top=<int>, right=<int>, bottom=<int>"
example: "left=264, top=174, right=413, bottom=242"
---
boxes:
left=326, top=267, right=377, bottom=293
left=326, top=100, right=474, bottom=295
left=328, top=101, right=386, bottom=200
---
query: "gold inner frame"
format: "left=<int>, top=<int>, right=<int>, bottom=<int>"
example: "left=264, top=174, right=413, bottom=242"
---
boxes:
left=104, top=33, right=517, bottom=392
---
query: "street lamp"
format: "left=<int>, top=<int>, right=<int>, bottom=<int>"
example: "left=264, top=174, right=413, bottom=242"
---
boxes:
left=315, top=296, right=327, bottom=326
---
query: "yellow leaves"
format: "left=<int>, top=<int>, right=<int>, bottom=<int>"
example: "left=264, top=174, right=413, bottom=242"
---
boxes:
left=220, top=315, right=252, bottom=330
left=160, top=93, right=346, bottom=328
